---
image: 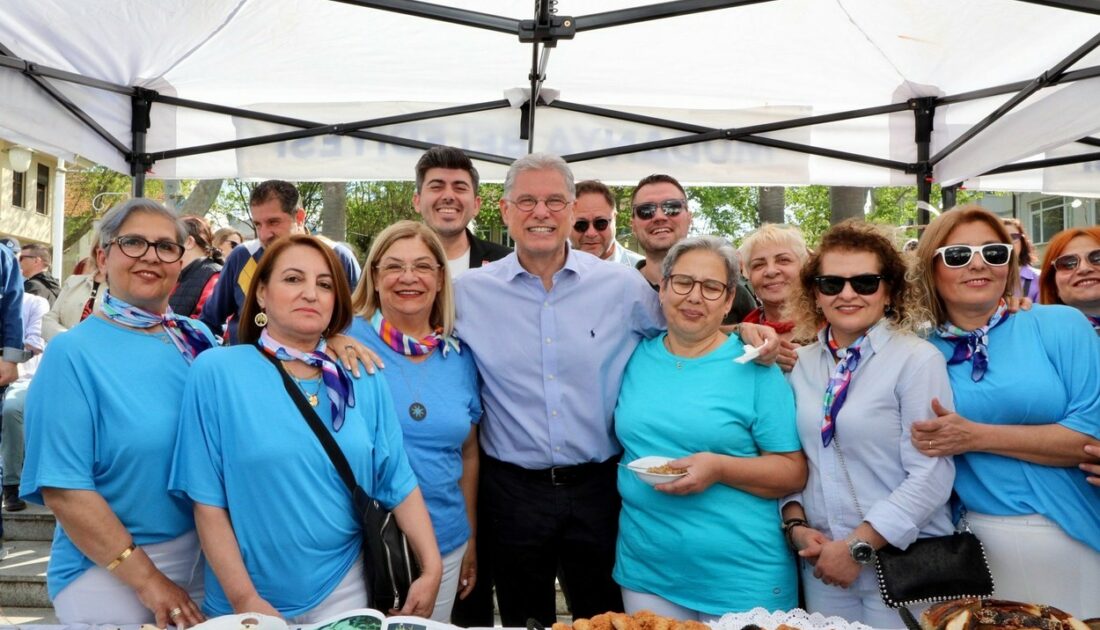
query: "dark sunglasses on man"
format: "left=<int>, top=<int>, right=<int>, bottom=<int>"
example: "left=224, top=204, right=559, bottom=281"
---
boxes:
left=814, top=274, right=884, bottom=296
left=573, top=218, right=610, bottom=233
left=1052, top=248, right=1100, bottom=272
left=632, top=199, right=687, bottom=221
left=934, top=243, right=1011, bottom=268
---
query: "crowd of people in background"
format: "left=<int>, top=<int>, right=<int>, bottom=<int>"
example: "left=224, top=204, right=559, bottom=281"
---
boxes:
left=0, top=145, right=1096, bottom=629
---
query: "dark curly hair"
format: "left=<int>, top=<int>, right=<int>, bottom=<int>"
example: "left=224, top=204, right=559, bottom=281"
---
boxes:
left=786, top=220, right=925, bottom=340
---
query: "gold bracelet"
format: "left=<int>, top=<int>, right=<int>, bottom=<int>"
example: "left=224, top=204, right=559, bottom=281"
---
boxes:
left=105, top=542, right=137, bottom=572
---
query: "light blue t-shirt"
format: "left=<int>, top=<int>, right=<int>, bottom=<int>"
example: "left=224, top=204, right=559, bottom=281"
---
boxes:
left=21, top=316, right=214, bottom=598
left=613, top=334, right=801, bottom=615
left=168, top=345, right=418, bottom=618
left=928, top=305, right=1100, bottom=551
left=349, top=316, right=481, bottom=555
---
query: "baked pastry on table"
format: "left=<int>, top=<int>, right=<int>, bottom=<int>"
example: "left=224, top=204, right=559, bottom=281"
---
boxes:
left=553, top=610, right=710, bottom=630
left=920, top=598, right=1091, bottom=630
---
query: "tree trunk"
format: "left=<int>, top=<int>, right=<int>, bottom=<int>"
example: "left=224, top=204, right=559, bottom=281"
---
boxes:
left=321, top=182, right=348, bottom=241
left=830, top=186, right=868, bottom=224
left=757, top=186, right=785, bottom=225
left=179, top=179, right=224, bottom=216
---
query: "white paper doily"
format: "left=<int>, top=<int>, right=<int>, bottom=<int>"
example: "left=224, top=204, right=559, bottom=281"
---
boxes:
left=710, top=608, right=876, bottom=630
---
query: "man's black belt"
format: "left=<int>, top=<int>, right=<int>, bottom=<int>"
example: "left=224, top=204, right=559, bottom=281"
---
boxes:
left=486, top=454, right=619, bottom=487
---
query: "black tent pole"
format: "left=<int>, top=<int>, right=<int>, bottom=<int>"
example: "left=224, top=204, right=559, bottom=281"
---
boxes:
left=912, top=98, right=936, bottom=224
left=130, top=89, right=155, bottom=198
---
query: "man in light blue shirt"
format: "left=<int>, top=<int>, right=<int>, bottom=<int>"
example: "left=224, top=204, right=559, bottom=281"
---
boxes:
left=454, top=154, right=663, bottom=626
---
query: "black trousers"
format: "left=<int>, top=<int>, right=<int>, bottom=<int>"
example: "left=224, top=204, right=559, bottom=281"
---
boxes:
left=450, top=452, right=496, bottom=627
left=482, top=455, right=624, bottom=627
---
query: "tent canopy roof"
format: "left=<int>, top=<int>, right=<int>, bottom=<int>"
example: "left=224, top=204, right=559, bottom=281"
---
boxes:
left=2, top=0, right=1099, bottom=194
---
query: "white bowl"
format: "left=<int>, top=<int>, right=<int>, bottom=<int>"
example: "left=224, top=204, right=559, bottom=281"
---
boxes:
left=626, top=456, right=687, bottom=486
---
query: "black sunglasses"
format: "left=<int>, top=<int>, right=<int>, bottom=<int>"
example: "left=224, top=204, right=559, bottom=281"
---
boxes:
left=814, top=274, right=884, bottom=296
left=934, top=244, right=1012, bottom=268
left=632, top=199, right=687, bottom=220
left=1052, top=248, right=1100, bottom=272
left=573, top=218, right=610, bottom=233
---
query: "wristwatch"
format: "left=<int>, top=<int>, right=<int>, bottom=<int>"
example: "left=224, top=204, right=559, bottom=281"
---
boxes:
left=847, top=538, right=876, bottom=565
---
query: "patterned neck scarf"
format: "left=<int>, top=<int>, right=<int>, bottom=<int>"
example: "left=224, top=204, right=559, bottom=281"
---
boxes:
left=100, top=290, right=213, bottom=364
left=369, top=310, right=461, bottom=358
left=821, top=324, right=874, bottom=447
left=257, top=328, right=356, bottom=432
left=936, top=300, right=1010, bottom=382
left=1087, top=315, right=1100, bottom=334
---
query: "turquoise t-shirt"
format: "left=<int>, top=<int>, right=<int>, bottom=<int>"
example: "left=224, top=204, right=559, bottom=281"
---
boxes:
left=21, top=316, right=214, bottom=598
left=928, top=305, right=1100, bottom=551
left=349, top=316, right=481, bottom=556
left=168, top=345, right=418, bottom=618
left=613, top=333, right=801, bottom=615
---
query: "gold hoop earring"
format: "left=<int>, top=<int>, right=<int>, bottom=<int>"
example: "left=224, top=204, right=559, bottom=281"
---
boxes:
left=254, top=311, right=268, bottom=327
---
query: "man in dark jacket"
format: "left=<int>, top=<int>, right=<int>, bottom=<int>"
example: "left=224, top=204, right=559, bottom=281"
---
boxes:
left=414, top=146, right=510, bottom=279
left=19, top=243, right=60, bottom=307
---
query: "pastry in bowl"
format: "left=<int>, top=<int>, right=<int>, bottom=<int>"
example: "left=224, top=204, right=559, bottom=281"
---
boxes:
left=921, top=598, right=1090, bottom=630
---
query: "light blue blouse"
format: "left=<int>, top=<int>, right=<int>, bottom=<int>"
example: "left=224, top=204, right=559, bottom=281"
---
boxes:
left=169, top=345, right=418, bottom=617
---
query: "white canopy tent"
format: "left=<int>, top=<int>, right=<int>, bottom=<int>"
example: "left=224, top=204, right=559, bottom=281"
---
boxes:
left=2, top=0, right=1100, bottom=212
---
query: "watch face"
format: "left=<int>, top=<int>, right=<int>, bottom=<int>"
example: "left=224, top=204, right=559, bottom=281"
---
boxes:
left=850, top=541, right=875, bottom=564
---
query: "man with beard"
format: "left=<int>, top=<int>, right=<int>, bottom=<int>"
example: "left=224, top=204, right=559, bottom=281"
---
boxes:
left=569, top=180, right=642, bottom=266
left=630, top=174, right=756, bottom=322
left=414, top=146, right=510, bottom=279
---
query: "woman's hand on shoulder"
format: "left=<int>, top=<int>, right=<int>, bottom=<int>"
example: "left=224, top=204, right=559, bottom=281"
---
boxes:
left=777, top=339, right=800, bottom=373
left=737, top=324, right=780, bottom=366
left=811, top=539, right=862, bottom=588
left=1005, top=295, right=1033, bottom=313
left=654, top=452, right=722, bottom=495
left=395, top=569, right=442, bottom=618
left=911, top=397, right=979, bottom=457
left=134, top=571, right=206, bottom=628
left=325, top=333, right=382, bottom=377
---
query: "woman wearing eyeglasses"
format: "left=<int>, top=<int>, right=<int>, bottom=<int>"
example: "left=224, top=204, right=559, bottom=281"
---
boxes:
left=1038, top=226, right=1100, bottom=335
left=909, top=206, right=1100, bottom=617
left=613, top=235, right=806, bottom=620
left=780, top=221, right=954, bottom=627
left=21, top=199, right=214, bottom=628
left=346, top=221, right=481, bottom=622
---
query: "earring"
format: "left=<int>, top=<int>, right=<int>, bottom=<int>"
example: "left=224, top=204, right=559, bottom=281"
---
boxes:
left=254, top=311, right=268, bottom=327
left=885, top=303, right=896, bottom=316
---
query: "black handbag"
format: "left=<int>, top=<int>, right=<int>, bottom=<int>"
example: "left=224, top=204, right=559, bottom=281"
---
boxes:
left=833, top=434, right=995, bottom=630
left=259, top=348, right=421, bottom=612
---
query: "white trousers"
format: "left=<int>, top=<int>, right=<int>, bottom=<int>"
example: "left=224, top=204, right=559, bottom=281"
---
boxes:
left=967, top=512, right=1100, bottom=618
left=800, top=561, right=913, bottom=630
left=53, top=530, right=204, bottom=625
left=621, top=588, right=723, bottom=623
left=286, top=554, right=369, bottom=624
left=430, top=541, right=467, bottom=623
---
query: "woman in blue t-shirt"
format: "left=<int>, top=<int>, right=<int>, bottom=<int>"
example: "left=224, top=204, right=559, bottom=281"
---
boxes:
left=170, top=234, right=442, bottom=622
left=22, top=199, right=215, bottom=627
left=910, top=206, right=1100, bottom=617
left=348, top=221, right=481, bottom=622
left=613, top=235, right=806, bottom=620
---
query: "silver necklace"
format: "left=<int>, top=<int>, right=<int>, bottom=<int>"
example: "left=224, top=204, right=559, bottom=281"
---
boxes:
left=393, top=358, right=428, bottom=421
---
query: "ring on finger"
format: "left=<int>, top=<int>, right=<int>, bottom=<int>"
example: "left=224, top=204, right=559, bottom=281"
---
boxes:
left=928, top=440, right=935, bottom=450
left=169, top=607, right=183, bottom=618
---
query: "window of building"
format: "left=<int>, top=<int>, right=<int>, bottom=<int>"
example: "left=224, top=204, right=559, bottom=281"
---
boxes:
left=1029, top=196, right=1067, bottom=244
left=11, top=171, right=25, bottom=208
left=35, top=163, right=49, bottom=215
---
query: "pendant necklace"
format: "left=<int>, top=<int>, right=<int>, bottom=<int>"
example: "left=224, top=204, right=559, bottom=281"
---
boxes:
left=394, top=358, right=429, bottom=421
left=289, top=369, right=322, bottom=407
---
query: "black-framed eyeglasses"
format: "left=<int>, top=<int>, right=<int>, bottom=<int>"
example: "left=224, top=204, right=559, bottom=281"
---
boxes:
left=666, top=274, right=729, bottom=301
left=633, top=199, right=687, bottom=220
left=507, top=196, right=571, bottom=212
left=111, top=234, right=185, bottom=263
left=934, top=244, right=1011, bottom=268
left=573, top=218, right=611, bottom=232
left=226, top=240, right=242, bottom=249
left=1052, top=248, right=1100, bottom=272
left=814, top=274, right=884, bottom=296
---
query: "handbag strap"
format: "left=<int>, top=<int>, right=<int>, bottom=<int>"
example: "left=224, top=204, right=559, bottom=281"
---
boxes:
left=257, top=346, right=372, bottom=512
left=832, top=433, right=866, bottom=520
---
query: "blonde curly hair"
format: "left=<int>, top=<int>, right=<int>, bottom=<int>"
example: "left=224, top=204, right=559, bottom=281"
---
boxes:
left=785, top=220, right=930, bottom=341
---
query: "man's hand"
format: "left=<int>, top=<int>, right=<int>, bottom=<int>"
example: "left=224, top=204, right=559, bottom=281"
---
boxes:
left=0, top=360, right=17, bottom=386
